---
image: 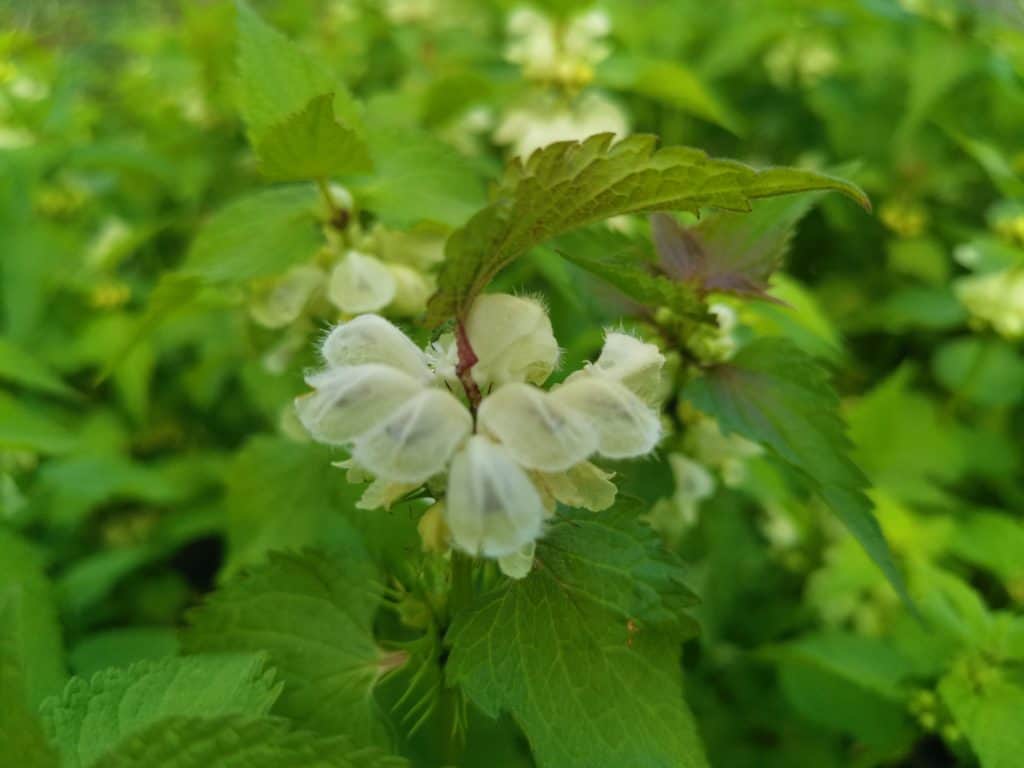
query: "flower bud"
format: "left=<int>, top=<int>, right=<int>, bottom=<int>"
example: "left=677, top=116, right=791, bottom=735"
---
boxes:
left=445, top=435, right=545, bottom=558
left=418, top=502, right=450, bottom=553
left=327, top=250, right=396, bottom=314
left=465, top=293, right=559, bottom=387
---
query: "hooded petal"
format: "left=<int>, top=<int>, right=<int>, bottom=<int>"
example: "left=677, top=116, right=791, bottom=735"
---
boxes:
left=352, top=389, right=472, bottom=484
left=445, top=436, right=545, bottom=558
left=477, top=383, right=597, bottom=472
left=295, top=364, right=423, bottom=445
left=465, top=293, right=559, bottom=387
left=327, top=250, right=396, bottom=314
left=321, top=314, right=431, bottom=381
left=551, top=375, right=661, bottom=459
left=587, top=332, right=665, bottom=403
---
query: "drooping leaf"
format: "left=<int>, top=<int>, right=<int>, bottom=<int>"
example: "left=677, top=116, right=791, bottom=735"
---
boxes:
left=39, top=654, right=281, bottom=768
left=183, top=185, right=323, bottom=284
left=650, top=192, right=821, bottom=302
left=0, top=528, right=65, bottom=707
left=255, top=92, right=372, bottom=180
left=427, top=133, right=868, bottom=324
left=447, top=507, right=706, bottom=768
left=92, top=716, right=407, bottom=768
left=182, top=549, right=393, bottom=746
left=684, top=339, right=908, bottom=602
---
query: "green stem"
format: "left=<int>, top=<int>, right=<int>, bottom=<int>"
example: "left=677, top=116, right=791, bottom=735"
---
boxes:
left=440, top=552, right=474, bottom=765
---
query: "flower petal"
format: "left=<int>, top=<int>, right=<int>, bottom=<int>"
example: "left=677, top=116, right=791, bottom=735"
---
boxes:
left=466, top=293, right=559, bottom=387
left=321, top=314, right=431, bottom=381
left=498, top=541, right=536, bottom=579
left=477, top=382, right=597, bottom=472
left=295, top=364, right=423, bottom=445
left=327, top=250, right=396, bottom=314
left=445, top=436, right=545, bottom=558
left=535, top=461, right=617, bottom=512
left=588, top=332, right=664, bottom=403
left=551, top=375, right=661, bottom=459
left=352, top=389, right=472, bottom=484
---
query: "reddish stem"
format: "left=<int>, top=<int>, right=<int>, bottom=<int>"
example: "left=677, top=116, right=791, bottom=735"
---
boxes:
left=455, top=320, right=482, bottom=412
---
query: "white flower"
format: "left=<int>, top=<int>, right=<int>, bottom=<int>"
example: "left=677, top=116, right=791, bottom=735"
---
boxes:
left=495, top=91, right=628, bottom=160
left=464, top=293, right=559, bottom=387
left=504, top=7, right=611, bottom=85
left=296, top=299, right=666, bottom=576
left=955, top=268, right=1024, bottom=339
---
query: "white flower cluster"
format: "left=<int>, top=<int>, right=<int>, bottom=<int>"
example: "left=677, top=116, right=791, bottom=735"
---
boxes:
left=504, top=7, right=611, bottom=86
left=295, top=293, right=665, bottom=577
left=955, top=268, right=1024, bottom=340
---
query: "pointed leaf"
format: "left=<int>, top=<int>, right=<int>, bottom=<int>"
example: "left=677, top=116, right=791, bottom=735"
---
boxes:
left=427, top=133, right=868, bottom=324
left=684, top=339, right=909, bottom=602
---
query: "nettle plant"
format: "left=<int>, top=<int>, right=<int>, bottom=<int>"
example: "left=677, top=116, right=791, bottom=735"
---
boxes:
left=4, top=5, right=920, bottom=768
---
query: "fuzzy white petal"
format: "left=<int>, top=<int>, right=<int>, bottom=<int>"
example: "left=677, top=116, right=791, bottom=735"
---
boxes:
left=466, top=293, right=559, bottom=387
left=445, top=436, right=545, bottom=558
left=477, top=382, right=597, bottom=472
left=551, top=376, right=661, bottom=459
left=321, top=314, right=431, bottom=381
left=352, top=389, right=472, bottom=484
left=588, top=332, right=665, bottom=403
left=295, top=364, right=423, bottom=445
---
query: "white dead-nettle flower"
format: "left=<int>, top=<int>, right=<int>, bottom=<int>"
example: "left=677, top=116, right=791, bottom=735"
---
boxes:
left=955, top=268, right=1024, bottom=340
left=504, top=6, right=611, bottom=85
left=495, top=90, right=628, bottom=161
left=296, top=300, right=666, bottom=577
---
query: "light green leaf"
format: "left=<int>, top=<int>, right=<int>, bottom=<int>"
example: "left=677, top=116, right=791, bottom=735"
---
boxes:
left=0, top=649, right=59, bottom=768
left=39, top=654, right=281, bottom=768
left=939, top=659, right=1024, bottom=768
left=447, top=508, right=705, bottom=768
left=92, top=716, right=407, bottom=768
left=427, top=133, right=868, bottom=325
left=0, top=336, right=77, bottom=399
left=183, top=185, right=322, bottom=284
left=353, top=127, right=485, bottom=228
left=182, top=549, right=392, bottom=746
left=0, top=528, right=65, bottom=707
left=0, top=392, right=76, bottom=455
left=684, top=339, right=908, bottom=602
left=600, top=56, right=743, bottom=135
left=220, top=436, right=365, bottom=579
left=256, top=92, right=372, bottom=180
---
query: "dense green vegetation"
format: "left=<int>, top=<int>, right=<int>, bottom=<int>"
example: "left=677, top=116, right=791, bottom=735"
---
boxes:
left=2, top=1, right=1022, bottom=766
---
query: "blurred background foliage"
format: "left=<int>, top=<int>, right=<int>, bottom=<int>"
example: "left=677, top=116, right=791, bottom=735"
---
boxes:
left=1, top=0, right=1023, bottom=766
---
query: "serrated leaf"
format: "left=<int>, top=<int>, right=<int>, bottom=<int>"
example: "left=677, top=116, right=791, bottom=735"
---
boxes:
left=182, top=549, right=392, bottom=746
left=352, top=127, right=485, bottom=228
left=446, top=508, right=706, bottom=768
left=0, top=528, right=65, bottom=707
left=651, top=193, right=822, bottom=302
left=39, top=654, right=281, bottom=768
left=92, top=715, right=407, bottom=768
left=256, top=92, right=372, bottom=180
left=427, top=133, right=869, bottom=324
left=683, top=339, right=908, bottom=602
left=183, top=185, right=323, bottom=284
left=939, top=661, right=1024, bottom=768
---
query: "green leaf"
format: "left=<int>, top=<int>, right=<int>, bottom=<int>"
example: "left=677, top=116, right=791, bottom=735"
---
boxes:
left=183, top=185, right=322, bottom=284
left=553, top=228, right=708, bottom=323
left=599, top=56, right=744, bottom=135
left=39, top=654, right=281, bottom=768
left=70, top=628, right=180, bottom=679
left=447, top=508, right=705, bottom=768
left=256, top=92, right=372, bottom=180
left=220, top=436, right=364, bottom=579
left=684, top=339, right=908, bottom=602
left=939, top=658, right=1024, bottom=768
left=427, top=133, right=869, bottom=325
left=0, top=336, right=77, bottom=400
left=352, top=127, right=485, bottom=228
left=0, top=528, right=65, bottom=707
left=0, top=392, right=76, bottom=455
left=0, top=650, right=59, bottom=768
left=92, top=716, right=407, bottom=768
left=651, top=192, right=822, bottom=301
left=182, top=549, right=392, bottom=746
